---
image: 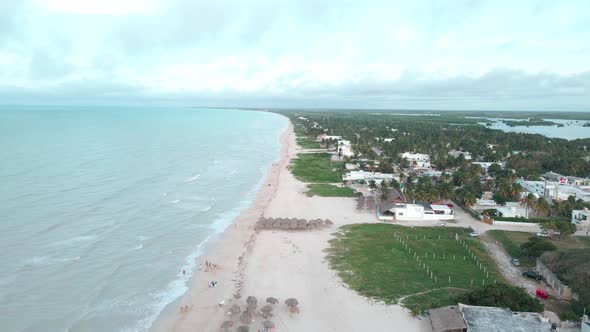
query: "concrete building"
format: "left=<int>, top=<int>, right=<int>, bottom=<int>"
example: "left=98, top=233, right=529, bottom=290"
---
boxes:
left=317, top=134, right=342, bottom=141
left=431, top=305, right=553, bottom=332
left=337, top=139, right=354, bottom=157
left=401, top=152, right=431, bottom=168
left=519, top=179, right=590, bottom=202
left=449, top=150, right=472, bottom=160
left=343, top=170, right=397, bottom=184
left=430, top=306, right=467, bottom=332
left=572, top=209, right=590, bottom=224
left=379, top=201, right=454, bottom=221
left=460, top=304, right=552, bottom=332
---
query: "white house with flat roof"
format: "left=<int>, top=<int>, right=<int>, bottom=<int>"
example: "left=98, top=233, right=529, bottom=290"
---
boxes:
left=379, top=202, right=454, bottom=221
left=401, top=152, right=431, bottom=168
left=343, top=170, right=397, bottom=184
left=449, top=150, right=472, bottom=160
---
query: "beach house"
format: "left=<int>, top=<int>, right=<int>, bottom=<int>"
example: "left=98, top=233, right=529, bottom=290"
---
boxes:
left=379, top=199, right=454, bottom=221
left=401, top=152, right=431, bottom=168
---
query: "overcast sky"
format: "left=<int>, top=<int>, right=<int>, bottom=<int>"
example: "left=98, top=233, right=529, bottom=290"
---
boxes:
left=1, top=0, right=589, bottom=110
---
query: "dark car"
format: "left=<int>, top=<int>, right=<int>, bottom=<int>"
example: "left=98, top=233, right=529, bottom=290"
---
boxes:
left=522, top=271, right=543, bottom=281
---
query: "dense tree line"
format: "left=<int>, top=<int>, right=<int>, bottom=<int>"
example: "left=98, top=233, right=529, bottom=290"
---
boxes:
left=287, top=112, right=590, bottom=177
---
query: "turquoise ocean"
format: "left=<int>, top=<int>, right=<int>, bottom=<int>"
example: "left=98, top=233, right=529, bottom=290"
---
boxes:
left=0, top=106, right=287, bottom=332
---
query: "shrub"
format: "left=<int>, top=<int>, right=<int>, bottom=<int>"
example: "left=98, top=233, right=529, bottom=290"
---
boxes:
left=457, top=283, right=544, bottom=312
left=520, top=237, right=557, bottom=258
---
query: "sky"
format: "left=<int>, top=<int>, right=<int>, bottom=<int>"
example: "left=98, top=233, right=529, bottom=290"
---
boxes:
left=0, top=0, right=589, bottom=110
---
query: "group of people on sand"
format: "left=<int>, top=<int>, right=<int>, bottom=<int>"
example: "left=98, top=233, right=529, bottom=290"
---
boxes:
left=179, top=304, right=193, bottom=313
left=198, top=260, right=218, bottom=272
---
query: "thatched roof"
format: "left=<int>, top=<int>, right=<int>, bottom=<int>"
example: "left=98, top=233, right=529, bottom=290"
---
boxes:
left=429, top=306, right=467, bottom=332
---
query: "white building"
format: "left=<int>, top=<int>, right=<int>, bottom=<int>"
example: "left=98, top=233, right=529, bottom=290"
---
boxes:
left=343, top=170, right=397, bottom=184
left=496, top=202, right=528, bottom=218
left=449, top=150, right=472, bottom=160
left=572, top=209, right=590, bottom=224
left=471, top=162, right=503, bottom=173
left=337, top=139, right=354, bottom=157
left=401, top=152, right=431, bottom=168
left=317, top=134, right=342, bottom=141
left=375, top=137, right=395, bottom=143
left=379, top=202, right=454, bottom=221
left=518, top=179, right=590, bottom=202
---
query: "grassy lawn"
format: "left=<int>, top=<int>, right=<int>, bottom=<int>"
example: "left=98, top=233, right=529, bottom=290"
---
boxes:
left=488, top=230, right=590, bottom=268
left=325, top=224, right=504, bottom=310
left=305, top=184, right=357, bottom=197
left=297, top=136, right=322, bottom=149
left=291, top=153, right=343, bottom=183
left=294, top=127, right=322, bottom=149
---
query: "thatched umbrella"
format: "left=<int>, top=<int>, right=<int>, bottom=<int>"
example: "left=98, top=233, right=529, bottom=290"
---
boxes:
left=246, top=303, right=257, bottom=314
left=262, top=312, right=273, bottom=319
left=236, top=326, right=249, bottom=332
left=246, top=296, right=257, bottom=305
left=220, top=320, right=234, bottom=330
left=285, top=298, right=299, bottom=307
left=289, top=305, right=300, bottom=314
left=229, top=304, right=241, bottom=315
left=262, top=320, right=275, bottom=329
left=239, top=312, right=253, bottom=324
left=266, top=297, right=278, bottom=304
left=325, top=219, right=334, bottom=225
left=260, top=305, right=273, bottom=313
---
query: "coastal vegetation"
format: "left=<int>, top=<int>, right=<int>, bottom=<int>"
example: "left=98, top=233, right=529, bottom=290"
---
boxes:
left=305, top=184, right=357, bottom=197
left=458, top=283, right=544, bottom=312
left=295, top=126, right=322, bottom=149
left=290, top=153, right=343, bottom=183
left=326, top=224, right=503, bottom=312
left=283, top=111, right=590, bottom=178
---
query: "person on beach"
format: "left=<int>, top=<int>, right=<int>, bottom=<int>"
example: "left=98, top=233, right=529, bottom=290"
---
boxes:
left=182, top=269, right=186, bottom=275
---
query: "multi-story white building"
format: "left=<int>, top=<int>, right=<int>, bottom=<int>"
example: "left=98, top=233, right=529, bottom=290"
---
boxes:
left=401, top=152, right=431, bottom=168
left=379, top=202, right=454, bottom=221
left=517, top=179, right=590, bottom=202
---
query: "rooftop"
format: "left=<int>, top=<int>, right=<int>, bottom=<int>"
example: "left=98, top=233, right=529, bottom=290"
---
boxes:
left=460, top=304, right=551, bottom=332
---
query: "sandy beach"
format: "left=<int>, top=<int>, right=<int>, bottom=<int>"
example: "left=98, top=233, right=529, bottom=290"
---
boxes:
left=153, top=120, right=430, bottom=332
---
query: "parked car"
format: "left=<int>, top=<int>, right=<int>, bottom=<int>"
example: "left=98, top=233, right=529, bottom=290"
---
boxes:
left=536, top=288, right=550, bottom=299
left=469, top=232, right=480, bottom=237
left=436, top=222, right=447, bottom=227
left=511, top=258, right=521, bottom=266
left=523, top=271, right=543, bottom=280
left=536, top=231, right=549, bottom=237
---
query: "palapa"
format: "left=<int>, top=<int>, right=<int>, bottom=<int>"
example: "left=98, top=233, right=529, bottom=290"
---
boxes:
left=239, top=312, right=253, bottom=324
left=236, top=325, right=250, bottom=332
left=220, top=320, right=234, bottom=329
left=285, top=298, right=299, bottom=307
left=229, top=304, right=241, bottom=315
left=266, top=297, right=279, bottom=304
left=261, top=320, right=275, bottom=329
left=245, top=296, right=258, bottom=305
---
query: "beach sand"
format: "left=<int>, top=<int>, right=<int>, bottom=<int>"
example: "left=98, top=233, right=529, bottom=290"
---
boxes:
left=153, top=121, right=430, bottom=332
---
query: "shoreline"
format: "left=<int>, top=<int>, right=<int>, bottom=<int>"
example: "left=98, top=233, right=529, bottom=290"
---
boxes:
left=150, top=120, right=294, bottom=332
left=153, top=117, right=429, bottom=332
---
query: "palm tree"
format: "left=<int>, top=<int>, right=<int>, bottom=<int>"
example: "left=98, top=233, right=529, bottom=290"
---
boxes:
left=520, top=193, right=537, bottom=218
left=368, top=180, right=377, bottom=192
left=380, top=181, right=391, bottom=201
left=535, top=197, right=551, bottom=217
left=462, top=192, right=477, bottom=208
left=509, top=183, right=524, bottom=201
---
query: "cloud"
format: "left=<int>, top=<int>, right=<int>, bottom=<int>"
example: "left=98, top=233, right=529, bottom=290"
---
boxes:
left=0, top=0, right=589, bottom=110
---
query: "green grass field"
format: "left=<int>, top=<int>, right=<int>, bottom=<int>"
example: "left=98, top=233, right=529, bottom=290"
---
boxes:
left=305, top=184, right=357, bottom=197
left=294, top=127, right=322, bottom=149
left=326, top=224, right=503, bottom=310
left=489, top=230, right=590, bottom=268
left=291, top=153, right=343, bottom=183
